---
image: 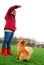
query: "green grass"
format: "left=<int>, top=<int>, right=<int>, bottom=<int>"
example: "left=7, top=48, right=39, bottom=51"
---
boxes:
left=0, top=44, right=44, bottom=65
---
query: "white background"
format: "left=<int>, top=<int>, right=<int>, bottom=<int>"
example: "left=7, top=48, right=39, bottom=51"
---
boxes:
left=0, top=0, right=44, bottom=42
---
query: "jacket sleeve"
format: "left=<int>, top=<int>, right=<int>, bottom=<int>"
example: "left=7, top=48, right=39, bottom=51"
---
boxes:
left=5, top=5, right=20, bottom=19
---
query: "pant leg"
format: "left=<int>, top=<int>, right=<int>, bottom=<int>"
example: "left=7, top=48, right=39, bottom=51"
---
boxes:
left=7, top=32, right=14, bottom=48
left=2, top=32, right=11, bottom=48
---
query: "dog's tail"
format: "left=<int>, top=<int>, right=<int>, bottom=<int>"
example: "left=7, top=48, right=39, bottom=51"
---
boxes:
left=25, top=47, right=33, bottom=55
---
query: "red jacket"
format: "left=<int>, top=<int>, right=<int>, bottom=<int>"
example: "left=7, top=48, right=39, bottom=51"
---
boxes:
left=4, top=5, right=20, bottom=32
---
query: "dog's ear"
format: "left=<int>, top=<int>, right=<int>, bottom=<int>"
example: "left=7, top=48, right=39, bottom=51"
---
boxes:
left=20, top=40, right=27, bottom=44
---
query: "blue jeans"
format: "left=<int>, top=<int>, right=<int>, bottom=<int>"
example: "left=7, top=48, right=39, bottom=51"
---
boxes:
left=2, top=31, right=14, bottom=48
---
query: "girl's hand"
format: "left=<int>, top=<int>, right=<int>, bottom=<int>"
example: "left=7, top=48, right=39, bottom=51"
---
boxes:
left=15, top=5, right=21, bottom=8
left=18, top=5, right=21, bottom=8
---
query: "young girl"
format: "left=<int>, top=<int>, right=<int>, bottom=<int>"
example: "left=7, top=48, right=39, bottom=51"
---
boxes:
left=2, top=5, right=21, bottom=56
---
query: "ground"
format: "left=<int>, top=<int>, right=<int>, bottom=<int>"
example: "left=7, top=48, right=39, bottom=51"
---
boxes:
left=0, top=44, right=44, bottom=65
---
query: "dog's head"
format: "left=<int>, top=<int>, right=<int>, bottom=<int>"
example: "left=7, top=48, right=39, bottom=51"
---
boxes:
left=18, top=39, right=28, bottom=45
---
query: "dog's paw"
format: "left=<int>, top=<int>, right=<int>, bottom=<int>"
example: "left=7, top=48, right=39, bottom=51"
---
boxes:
left=17, top=57, right=19, bottom=60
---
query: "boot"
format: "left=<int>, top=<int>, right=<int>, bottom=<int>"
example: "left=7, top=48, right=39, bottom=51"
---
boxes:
left=7, top=48, right=14, bottom=56
left=2, top=48, right=8, bottom=56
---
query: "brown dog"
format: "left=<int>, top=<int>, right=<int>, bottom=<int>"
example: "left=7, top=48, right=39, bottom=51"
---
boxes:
left=17, top=40, right=33, bottom=61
